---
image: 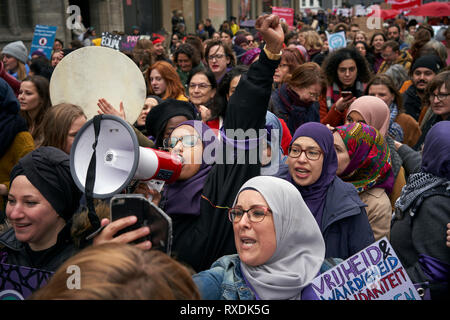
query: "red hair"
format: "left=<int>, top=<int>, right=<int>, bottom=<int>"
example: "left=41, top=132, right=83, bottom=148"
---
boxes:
left=146, top=61, right=186, bottom=100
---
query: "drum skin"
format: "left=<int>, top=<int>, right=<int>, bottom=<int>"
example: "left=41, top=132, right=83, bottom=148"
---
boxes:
left=50, top=46, right=147, bottom=124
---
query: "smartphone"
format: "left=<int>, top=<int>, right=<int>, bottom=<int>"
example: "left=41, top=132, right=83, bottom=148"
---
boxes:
left=110, top=194, right=172, bottom=254
left=341, top=91, right=353, bottom=100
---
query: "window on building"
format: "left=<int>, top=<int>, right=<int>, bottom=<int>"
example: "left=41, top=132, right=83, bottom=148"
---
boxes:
left=302, top=0, right=306, bottom=7
left=0, top=0, right=8, bottom=28
left=16, top=0, right=32, bottom=28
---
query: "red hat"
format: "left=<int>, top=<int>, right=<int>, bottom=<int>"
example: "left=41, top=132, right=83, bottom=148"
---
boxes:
left=152, top=38, right=163, bottom=45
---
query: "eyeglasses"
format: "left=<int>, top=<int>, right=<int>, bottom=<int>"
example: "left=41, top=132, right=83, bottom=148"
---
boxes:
left=189, top=83, right=212, bottom=90
left=308, top=92, right=320, bottom=100
left=228, top=206, right=272, bottom=223
left=163, top=135, right=200, bottom=149
left=208, top=54, right=225, bottom=60
left=430, top=92, right=450, bottom=102
left=288, top=146, right=322, bottom=160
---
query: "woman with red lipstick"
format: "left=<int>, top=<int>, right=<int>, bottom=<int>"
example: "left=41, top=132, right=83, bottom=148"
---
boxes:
left=205, top=40, right=236, bottom=84
left=286, top=122, right=374, bottom=260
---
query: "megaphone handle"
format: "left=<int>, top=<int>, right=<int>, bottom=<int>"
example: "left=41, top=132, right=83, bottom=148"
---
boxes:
left=144, top=179, right=165, bottom=203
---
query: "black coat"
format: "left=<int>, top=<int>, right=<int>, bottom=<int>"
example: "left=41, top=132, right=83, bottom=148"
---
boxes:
left=403, top=85, right=423, bottom=122
left=0, top=224, right=77, bottom=272
left=166, top=50, right=279, bottom=272
left=391, top=184, right=450, bottom=300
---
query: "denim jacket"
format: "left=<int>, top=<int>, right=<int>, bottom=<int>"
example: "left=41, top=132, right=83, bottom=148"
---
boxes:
left=192, top=254, right=342, bottom=300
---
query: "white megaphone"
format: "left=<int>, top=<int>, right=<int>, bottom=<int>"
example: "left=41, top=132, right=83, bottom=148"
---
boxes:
left=70, top=115, right=182, bottom=198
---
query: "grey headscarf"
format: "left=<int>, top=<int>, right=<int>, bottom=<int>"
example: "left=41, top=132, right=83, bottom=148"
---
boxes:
left=235, top=176, right=325, bottom=300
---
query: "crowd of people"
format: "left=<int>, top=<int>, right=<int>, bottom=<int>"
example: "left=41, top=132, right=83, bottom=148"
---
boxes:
left=0, top=10, right=449, bottom=301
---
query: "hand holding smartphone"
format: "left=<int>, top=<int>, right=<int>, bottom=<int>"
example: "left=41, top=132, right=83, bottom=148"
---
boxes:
left=110, top=194, right=172, bottom=254
left=341, top=91, right=353, bottom=100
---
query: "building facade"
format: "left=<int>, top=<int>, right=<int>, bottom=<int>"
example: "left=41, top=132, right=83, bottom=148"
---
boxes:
left=1, top=0, right=307, bottom=50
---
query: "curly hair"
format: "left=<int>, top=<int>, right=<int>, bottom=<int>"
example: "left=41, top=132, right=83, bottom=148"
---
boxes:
left=321, top=47, right=372, bottom=87
left=173, top=43, right=201, bottom=68
left=146, top=61, right=186, bottom=99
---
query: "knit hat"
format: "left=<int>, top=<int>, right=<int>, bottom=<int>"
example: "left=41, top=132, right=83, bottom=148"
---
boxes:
left=1, top=41, right=28, bottom=64
left=10, top=146, right=82, bottom=222
left=411, top=55, right=444, bottom=74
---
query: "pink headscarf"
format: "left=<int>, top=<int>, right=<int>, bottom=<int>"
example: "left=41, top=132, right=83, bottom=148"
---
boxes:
left=347, top=96, right=390, bottom=136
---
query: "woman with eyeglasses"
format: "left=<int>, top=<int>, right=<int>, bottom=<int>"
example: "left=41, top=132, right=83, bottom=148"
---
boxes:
left=205, top=40, right=236, bottom=84
left=414, top=71, right=450, bottom=151
left=148, top=14, right=286, bottom=273
left=285, top=122, right=374, bottom=259
left=193, top=175, right=340, bottom=300
left=272, top=48, right=304, bottom=88
left=187, top=69, right=224, bottom=133
left=333, top=122, right=394, bottom=241
left=269, top=62, right=327, bottom=135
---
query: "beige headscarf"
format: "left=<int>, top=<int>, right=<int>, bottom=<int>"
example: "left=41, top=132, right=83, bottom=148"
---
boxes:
left=236, top=176, right=326, bottom=300
left=347, top=96, right=390, bottom=136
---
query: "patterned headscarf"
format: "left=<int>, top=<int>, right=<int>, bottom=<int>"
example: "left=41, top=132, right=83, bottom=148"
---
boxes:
left=336, top=122, right=394, bottom=194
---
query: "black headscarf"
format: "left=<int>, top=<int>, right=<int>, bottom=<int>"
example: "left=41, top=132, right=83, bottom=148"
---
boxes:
left=145, top=99, right=197, bottom=148
left=10, top=146, right=82, bottom=222
left=0, top=78, right=28, bottom=158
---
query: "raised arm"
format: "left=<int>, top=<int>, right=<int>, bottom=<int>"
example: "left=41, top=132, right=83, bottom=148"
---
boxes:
left=223, top=14, right=284, bottom=132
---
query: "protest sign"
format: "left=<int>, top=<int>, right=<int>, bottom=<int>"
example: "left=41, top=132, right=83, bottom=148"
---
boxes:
left=102, top=33, right=152, bottom=51
left=101, top=32, right=123, bottom=50
left=327, top=31, right=347, bottom=51
left=29, top=25, right=57, bottom=59
left=0, top=260, right=53, bottom=300
left=311, top=238, right=422, bottom=300
left=272, top=7, right=294, bottom=27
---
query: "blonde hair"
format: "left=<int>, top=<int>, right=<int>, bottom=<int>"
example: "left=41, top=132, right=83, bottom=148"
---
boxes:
left=30, top=243, right=201, bottom=300
left=303, top=31, right=323, bottom=51
left=17, top=61, right=28, bottom=81
left=40, top=104, right=86, bottom=152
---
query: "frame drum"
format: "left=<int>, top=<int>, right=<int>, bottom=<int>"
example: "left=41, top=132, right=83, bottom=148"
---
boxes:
left=50, top=46, right=147, bottom=124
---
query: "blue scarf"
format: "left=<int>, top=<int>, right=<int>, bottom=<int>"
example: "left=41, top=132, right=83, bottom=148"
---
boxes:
left=388, top=103, right=404, bottom=142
